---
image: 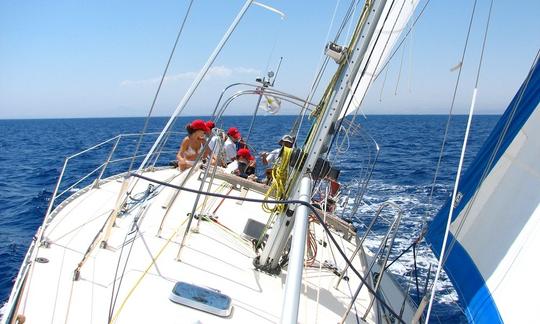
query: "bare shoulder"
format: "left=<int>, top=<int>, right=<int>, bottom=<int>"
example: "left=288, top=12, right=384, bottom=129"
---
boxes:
left=179, top=137, right=190, bottom=150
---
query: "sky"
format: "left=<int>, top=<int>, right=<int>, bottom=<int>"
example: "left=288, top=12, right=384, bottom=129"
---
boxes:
left=0, top=0, right=539, bottom=119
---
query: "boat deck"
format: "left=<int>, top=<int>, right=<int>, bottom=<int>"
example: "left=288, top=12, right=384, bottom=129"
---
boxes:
left=11, top=167, right=415, bottom=323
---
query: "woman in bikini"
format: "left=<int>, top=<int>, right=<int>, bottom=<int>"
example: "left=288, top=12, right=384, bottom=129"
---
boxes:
left=176, top=120, right=210, bottom=171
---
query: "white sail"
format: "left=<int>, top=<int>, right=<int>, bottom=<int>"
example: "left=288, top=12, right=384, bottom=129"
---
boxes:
left=338, top=0, right=418, bottom=120
left=426, top=56, right=540, bottom=323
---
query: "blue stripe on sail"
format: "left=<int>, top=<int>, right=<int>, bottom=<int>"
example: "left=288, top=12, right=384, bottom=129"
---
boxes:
left=427, top=229, right=502, bottom=323
left=426, top=55, right=540, bottom=323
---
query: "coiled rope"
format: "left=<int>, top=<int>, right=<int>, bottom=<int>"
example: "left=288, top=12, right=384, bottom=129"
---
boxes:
left=262, top=146, right=293, bottom=214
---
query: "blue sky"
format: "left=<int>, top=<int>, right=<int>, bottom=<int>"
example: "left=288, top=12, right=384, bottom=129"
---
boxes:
left=1, top=0, right=539, bottom=119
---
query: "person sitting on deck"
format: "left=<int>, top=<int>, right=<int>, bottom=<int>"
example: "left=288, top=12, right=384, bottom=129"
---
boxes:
left=223, top=127, right=242, bottom=164
left=207, top=120, right=232, bottom=167
left=234, top=148, right=257, bottom=180
left=176, top=119, right=210, bottom=171
left=261, top=134, right=294, bottom=184
left=205, top=120, right=216, bottom=134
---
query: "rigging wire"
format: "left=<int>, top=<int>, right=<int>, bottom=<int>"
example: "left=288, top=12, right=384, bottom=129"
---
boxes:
left=107, top=182, right=165, bottom=322
left=378, top=64, right=390, bottom=101
left=422, top=0, right=479, bottom=230
left=434, top=46, right=540, bottom=324
left=333, top=0, right=363, bottom=43
left=394, top=37, right=407, bottom=95
left=407, top=16, right=415, bottom=93
left=291, top=0, right=341, bottom=136
left=131, top=171, right=407, bottom=323
left=262, top=14, right=284, bottom=77
left=127, top=0, right=195, bottom=174
left=424, top=0, right=490, bottom=321
left=343, top=0, right=359, bottom=45
left=107, top=3, right=196, bottom=316
left=326, top=0, right=404, bottom=161
left=372, top=0, right=432, bottom=82
left=440, top=0, right=498, bottom=265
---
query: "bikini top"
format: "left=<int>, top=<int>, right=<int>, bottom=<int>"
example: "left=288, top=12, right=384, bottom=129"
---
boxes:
left=182, top=142, right=203, bottom=159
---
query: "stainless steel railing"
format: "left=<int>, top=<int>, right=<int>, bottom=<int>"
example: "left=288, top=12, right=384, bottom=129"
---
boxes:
left=1, top=131, right=182, bottom=323
left=42, top=131, right=181, bottom=233
left=337, top=201, right=404, bottom=323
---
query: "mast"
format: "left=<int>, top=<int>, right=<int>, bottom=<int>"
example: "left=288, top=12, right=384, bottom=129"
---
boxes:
left=257, top=0, right=420, bottom=274
left=257, top=0, right=391, bottom=271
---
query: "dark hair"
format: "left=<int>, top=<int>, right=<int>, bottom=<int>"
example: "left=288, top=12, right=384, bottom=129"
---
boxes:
left=186, top=124, right=195, bottom=135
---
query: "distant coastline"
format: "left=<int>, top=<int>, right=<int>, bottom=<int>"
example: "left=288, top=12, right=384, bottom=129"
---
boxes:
left=0, top=113, right=502, bottom=121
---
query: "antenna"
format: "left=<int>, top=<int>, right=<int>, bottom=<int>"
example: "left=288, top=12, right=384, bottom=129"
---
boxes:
left=271, top=56, right=283, bottom=87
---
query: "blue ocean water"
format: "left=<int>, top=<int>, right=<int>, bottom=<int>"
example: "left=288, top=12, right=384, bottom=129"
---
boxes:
left=0, top=115, right=499, bottom=322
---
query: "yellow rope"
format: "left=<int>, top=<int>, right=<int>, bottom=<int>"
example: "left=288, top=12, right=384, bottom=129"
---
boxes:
left=110, top=216, right=189, bottom=323
left=111, top=180, right=234, bottom=322
left=262, top=146, right=293, bottom=214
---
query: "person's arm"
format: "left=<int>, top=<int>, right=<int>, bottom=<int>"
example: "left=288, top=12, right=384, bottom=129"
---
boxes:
left=261, top=152, right=269, bottom=165
left=266, top=148, right=280, bottom=166
left=176, top=138, right=190, bottom=169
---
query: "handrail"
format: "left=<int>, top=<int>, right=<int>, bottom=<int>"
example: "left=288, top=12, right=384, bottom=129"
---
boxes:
left=42, top=131, right=182, bottom=230
left=337, top=201, right=403, bottom=323
left=1, top=130, right=182, bottom=324
left=56, top=163, right=106, bottom=199
left=94, top=135, right=122, bottom=188
left=65, top=135, right=121, bottom=160
left=361, top=203, right=403, bottom=319
left=211, top=82, right=318, bottom=119
left=335, top=121, right=380, bottom=221
left=214, top=89, right=317, bottom=123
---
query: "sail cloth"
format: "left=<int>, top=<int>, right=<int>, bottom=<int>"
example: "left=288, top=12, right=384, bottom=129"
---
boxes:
left=338, top=0, right=419, bottom=120
left=426, top=57, right=540, bottom=323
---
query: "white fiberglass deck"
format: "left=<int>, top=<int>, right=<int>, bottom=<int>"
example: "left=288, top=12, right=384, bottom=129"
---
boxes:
left=11, top=167, right=414, bottom=323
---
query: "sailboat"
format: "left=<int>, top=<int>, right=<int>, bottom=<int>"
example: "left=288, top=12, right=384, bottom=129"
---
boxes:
left=1, top=0, right=538, bottom=323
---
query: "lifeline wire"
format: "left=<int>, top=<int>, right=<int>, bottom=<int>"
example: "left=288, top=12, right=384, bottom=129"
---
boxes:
left=130, top=172, right=406, bottom=323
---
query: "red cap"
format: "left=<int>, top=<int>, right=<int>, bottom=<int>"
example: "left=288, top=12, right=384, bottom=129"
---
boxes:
left=227, top=127, right=241, bottom=140
left=237, top=148, right=254, bottom=161
left=190, top=119, right=209, bottom=133
left=205, top=120, right=216, bottom=132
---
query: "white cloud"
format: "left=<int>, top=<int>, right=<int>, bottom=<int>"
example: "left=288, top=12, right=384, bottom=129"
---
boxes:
left=120, top=66, right=260, bottom=86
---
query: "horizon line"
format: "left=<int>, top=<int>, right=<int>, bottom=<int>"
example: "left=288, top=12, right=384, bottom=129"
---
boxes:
left=0, top=112, right=503, bottom=121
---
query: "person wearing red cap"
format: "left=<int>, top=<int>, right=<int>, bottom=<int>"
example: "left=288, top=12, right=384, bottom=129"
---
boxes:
left=234, top=148, right=256, bottom=179
left=205, top=120, right=215, bottom=134
left=223, top=127, right=242, bottom=164
left=176, top=119, right=210, bottom=171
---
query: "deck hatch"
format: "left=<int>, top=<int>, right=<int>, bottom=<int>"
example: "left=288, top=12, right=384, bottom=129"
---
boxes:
left=169, top=282, right=232, bottom=317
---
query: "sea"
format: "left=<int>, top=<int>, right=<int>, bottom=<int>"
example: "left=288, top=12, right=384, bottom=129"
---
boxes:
left=0, top=114, right=499, bottom=323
